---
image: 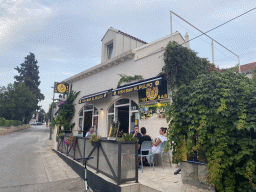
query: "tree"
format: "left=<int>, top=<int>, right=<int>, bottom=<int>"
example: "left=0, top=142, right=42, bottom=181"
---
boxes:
left=0, top=83, right=37, bottom=123
left=54, top=89, right=80, bottom=130
left=166, top=70, right=256, bottom=191
left=14, top=53, right=44, bottom=108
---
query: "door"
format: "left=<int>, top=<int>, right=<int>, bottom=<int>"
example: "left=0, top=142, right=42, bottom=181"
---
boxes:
left=83, top=111, right=92, bottom=136
left=117, top=106, right=129, bottom=134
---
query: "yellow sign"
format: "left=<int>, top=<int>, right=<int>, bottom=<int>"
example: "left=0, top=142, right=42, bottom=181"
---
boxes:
left=54, top=82, right=69, bottom=94
left=146, top=87, right=159, bottom=100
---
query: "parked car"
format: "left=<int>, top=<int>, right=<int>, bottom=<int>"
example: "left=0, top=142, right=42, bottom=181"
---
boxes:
left=36, top=122, right=43, bottom=125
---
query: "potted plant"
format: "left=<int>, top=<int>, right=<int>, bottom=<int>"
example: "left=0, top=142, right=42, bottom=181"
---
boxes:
left=64, top=135, right=76, bottom=151
left=89, top=134, right=101, bottom=147
left=117, top=132, right=138, bottom=141
left=56, top=132, right=64, bottom=142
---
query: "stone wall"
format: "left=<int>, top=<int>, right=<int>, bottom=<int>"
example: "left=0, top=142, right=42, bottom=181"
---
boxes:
left=180, top=161, right=215, bottom=192
left=0, top=124, right=31, bottom=135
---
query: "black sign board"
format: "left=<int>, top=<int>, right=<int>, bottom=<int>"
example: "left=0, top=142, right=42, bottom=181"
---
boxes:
left=79, top=92, right=107, bottom=104
left=54, top=82, right=69, bottom=94
left=139, top=79, right=168, bottom=102
left=112, top=79, right=164, bottom=96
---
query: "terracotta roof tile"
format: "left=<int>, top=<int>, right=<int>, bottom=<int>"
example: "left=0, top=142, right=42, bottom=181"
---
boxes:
left=238, top=62, right=256, bottom=73
left=117, top=30, right=147, bottom=44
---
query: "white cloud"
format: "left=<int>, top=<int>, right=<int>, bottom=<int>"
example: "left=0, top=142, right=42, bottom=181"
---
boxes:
left=0, top=0, right=52, bottom=46
left=212, top=3, right=256, bottom=21
left=0, top=69, right=17, bottom=86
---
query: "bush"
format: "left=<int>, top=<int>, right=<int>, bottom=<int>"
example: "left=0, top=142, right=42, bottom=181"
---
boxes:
left=0, top=118, right=22, bottom=127
left=0, top=117, right=5, bottom=126
left=167, top=70, right=256, bottom=191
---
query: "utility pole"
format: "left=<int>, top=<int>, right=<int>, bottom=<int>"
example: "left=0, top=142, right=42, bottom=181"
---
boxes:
left=49, top=86, right=55, bottom=140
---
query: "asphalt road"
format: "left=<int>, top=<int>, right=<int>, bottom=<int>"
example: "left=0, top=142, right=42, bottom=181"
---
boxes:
left=0, top=125, right=85, bottom=192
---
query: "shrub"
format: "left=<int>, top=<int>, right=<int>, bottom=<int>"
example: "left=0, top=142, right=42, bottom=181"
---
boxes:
left=166, top=70, right=256, bottom=191
left=0, top=117, right=5, bottom=126
left=0, top=118, right=22, bottom=127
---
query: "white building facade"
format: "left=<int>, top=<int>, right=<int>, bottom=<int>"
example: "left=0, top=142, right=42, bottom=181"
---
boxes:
left=63, top=27, right=189, bottom=139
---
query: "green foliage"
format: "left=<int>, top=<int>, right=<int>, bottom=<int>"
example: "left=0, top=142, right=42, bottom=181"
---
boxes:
left=0, top=117, right=22, bottom=127
left=56, top=132, right=64, bottom=142
left=163, top=41, right=215, bottom=91
left=252, top=66, right=256, bottom=82
left=54, top=88, right=80, bottom=130
left=166, top=70, right=256, bottom=191
left=64, top=136, right=76, bottom=150
left=14, top=53, right=44, bottom=103
left=0, top=83, right=38, bottom=123
left=117, top=133, right=138, bottom=141
left=117, top=74, right=143, bottom=87
left=89, top=134, right=100, bottom=143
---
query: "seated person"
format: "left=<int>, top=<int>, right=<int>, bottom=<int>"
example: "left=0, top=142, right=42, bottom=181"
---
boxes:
left=138, top=127, right=152, bottom=154
left=151, top=127, right=167, bottom=154
left=85, top=127, right=94, bottom=137
left=130, top=125, right=142, bottom=140
left=138, top=127, right=152, bottom=166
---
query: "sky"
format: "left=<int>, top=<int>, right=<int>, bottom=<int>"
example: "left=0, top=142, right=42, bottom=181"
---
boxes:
left=1, top=0, right=256, bottom=113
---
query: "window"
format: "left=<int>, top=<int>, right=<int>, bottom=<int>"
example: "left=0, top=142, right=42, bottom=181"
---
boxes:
left=115, top=99, right=129, bottom=105
left=107, top=43, right=113, bottom=60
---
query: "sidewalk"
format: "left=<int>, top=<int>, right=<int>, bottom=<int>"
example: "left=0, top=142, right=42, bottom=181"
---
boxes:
left=138, top=166, right=182, bottom=192
left=42, top=139, right=80, bottom=182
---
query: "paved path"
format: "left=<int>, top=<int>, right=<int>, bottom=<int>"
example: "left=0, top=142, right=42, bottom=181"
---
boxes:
left=139, top=166, right=182, bottom=192
left=0, top=125, right=85, bottom=192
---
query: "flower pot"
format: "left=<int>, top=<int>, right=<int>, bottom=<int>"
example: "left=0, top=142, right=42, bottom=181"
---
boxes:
left=91, top=142, right=101, bottom=147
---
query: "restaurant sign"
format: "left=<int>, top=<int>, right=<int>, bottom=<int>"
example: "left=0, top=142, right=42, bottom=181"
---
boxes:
left=54, top=82, right=69, bottom=94
left=79, top=93, right=107, bottom=104
left=138, top=79, right=168, bottom=102
left=112, top=79, right=162, bottom=96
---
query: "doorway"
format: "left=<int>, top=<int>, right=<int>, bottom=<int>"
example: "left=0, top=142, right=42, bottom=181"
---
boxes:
left=83, top=111, right=92, bottom=137
left=117, top=106, right=129, bottom=134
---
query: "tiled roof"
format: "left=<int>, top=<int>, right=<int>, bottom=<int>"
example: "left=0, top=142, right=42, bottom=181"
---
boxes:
left=117, top=30, right=147, bottom=44
left=238, top=62, right=256, bottom=73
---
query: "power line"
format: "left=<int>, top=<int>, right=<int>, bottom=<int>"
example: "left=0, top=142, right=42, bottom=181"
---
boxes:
left=173, top=17, right=238, bottom=63
left=180, top=7, right=256, bottom=46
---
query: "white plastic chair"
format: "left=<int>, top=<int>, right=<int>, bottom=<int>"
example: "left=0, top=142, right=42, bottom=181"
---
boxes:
left=138, top=141, right=154, bottom=173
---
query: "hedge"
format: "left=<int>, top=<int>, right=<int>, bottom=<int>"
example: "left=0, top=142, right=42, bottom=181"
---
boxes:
left=0, top=117, right=23, bottom=127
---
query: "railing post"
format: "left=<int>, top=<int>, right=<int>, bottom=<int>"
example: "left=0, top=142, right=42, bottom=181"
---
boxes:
left=117, top=142, right=121, bottom=185
left=83, top=138, right=86, bottom=159
left=97, top=141, right=100, bottom=173
left=135, top=141, right=138, bottom=183
left=73, top=137, right=77, bottom=159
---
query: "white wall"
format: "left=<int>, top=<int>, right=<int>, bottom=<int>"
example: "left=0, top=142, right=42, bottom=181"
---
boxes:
left=101, top=28, right=146, bottom=62
left=71, top=30, right=186, bottom=138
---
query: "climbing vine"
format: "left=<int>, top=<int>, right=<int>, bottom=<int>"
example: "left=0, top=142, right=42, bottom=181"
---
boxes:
left=166, top=70, right=256, bottom=191
left=162, top=41, right=216, bottom=91
left=117, top=74, right=143, bottom=87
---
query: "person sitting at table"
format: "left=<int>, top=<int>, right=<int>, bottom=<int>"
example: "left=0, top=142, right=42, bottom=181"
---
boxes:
left=130, top=125, right=142, bottom=140
left=138, top=127, right=152, bottom=166
left=85, top=127, right=94, bottom=137
left=151, top=127, right=167, bottom=154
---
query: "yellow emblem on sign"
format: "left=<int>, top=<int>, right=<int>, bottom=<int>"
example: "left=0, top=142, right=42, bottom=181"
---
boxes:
left=113, top=91, right=116, bottom=96
left=57, top=83, right=67, bottom=93
left=146, top=87, right=159, bottom=100
left=155, top=80, right=159, bottom=86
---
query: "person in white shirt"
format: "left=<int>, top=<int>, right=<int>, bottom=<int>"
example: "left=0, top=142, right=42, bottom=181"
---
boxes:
left=151, top=127, right=167, bottom=154
left=85, top=127, right=94, bottom=137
